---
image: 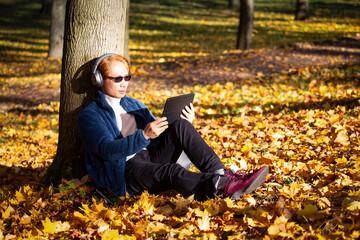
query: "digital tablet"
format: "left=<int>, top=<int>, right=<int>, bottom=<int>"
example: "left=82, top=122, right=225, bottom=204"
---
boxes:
left=162, top=93, right=195, bottom=125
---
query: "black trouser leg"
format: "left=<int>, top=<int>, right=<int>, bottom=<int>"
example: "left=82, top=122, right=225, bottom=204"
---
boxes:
left=125, top=119, right=225, bottom=199
left=125, top=150, right=216, bottom=198
left=148, top=119, right=225, bottom=173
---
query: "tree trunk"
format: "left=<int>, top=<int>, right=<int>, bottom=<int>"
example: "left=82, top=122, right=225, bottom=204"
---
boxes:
left=295, top=0, right=309, bottom=20
left=236, top=0, right=254, bottom=50
left=229, top=0, right=240, bottom=9
left=48, top=0, right=66, bottom=59
left=124, top=0, right=130, bottom=62
left=41, top=0, right=128, bottom=185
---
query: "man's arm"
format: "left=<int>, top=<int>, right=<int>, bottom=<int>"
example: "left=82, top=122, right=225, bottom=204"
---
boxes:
left=78, top=109, right=150, bottom=162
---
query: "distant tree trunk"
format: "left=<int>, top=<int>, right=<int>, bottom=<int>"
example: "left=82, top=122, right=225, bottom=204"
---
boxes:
left=41, top=0, right=128, bottom=185
left=295, top=0, right=309, bottom=20
left=236, top=0, right=254, bottom=50
left=229, top=0, right=240, bottom=9
left=48, top=0, right=66, bottom=59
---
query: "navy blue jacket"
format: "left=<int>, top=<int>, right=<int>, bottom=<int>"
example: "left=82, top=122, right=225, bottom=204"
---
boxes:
left=77, top=91, right=156, bottom=196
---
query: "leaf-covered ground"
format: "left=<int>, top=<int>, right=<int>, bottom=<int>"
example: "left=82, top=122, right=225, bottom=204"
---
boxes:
left=1, top=0, right=360, bottom=239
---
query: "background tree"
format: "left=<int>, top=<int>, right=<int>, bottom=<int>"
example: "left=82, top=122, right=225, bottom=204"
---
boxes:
left=295, top=0, right=309, bottom=20
left=41, top=0, right=129, bottom=184
left=48, top=0, right=66, bottom=59
left=236, top=0, right=254, bottom=50
left=229, top=0, right=240, bottom=9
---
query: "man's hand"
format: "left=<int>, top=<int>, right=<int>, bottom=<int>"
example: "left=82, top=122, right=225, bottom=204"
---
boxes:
left=143, top=117, right=168, bottom=140
left=180, top=103, right=195, bottom=123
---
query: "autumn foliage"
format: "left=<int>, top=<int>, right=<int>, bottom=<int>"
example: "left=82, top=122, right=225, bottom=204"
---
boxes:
left=1, top=0, right=360, bottom=239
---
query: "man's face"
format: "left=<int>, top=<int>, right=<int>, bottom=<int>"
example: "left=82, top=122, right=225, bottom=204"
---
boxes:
left=101, top=61, right=129, bottom=99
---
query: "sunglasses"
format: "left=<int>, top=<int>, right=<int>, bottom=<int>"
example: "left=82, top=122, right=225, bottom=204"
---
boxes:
left=107, top=74, right=131, bottom=82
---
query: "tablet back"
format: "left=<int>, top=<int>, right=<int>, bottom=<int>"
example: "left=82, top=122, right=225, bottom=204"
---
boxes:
left=162, top=93, right=195, bottom=124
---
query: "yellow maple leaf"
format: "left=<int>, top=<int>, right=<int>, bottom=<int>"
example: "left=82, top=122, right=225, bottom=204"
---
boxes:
left=42, top=217, right=70, bottom=234
left=334, top=130, right=350, bottom=146
left=42, top=217, right=57, bottom=234
left=350, top=231, right=360, bottom=239
left=335, top=157, right=347, bottom=165
left=15, top=190, right=27, bottom=202
left=268, top=215, right=305, bottom=237
left=93, top=219, right=109, bottom=233
left=278, top=182, right=302, bottom=199
left=244, top=214, right=267, bottom=228
left=317, top=197, right=331, bottom=209
left=152, top=213, right=166, bottom=221
left=316, top=233, right=327, bottom=240
left=174, top=196, right=191, bottom=210
left=245, top=195, right=257, bottom=206
left=335, top=173, right=353, bottom=187
left=328, top=113, right=340, bottom=124
left=298, top=204, right=318, bottom=217
left=314, top=118, right=328, bottom=128
left=80, top=204, right=94, bottom=218
left=196, top=211, right=211, bottom=231
left=346, top=201, right=360, bottom=212
left=133, top=219, right=150, bottom=236
left=297, top=204, right=324, bottom=222
left=319, top=85, right=329, bottom=96
left=20, top=214, right=32, bottom=226
left=241, top=145, right=251, bottom=153
left=92, top=200, right=107, bottom=213
left=2, top=206, right=12, bottom=219
left=73, top=210, right=88, bottom=222
left=56, top=221, right=70, bottom=233
left=335, top=157, right=348, bottom=169
left=37, top=118, right=50, bottom=128
left=135, top=191, right=155, bottom=215
left=256, top=122, right=266, bottom=129
left=267, top=215, right=288, bottom=236
left=102, top=229, right=121, bottom=240
left=267, top=223, right=281, bottom=236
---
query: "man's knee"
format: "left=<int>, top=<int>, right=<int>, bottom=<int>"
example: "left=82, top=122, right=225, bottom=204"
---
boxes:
left=172, top=119, right=192, bottom=130
left=167, top=119, right=197, bottom=143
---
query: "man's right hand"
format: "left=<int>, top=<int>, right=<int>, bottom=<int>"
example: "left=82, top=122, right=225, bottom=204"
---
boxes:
left=143, top=117, right=168, bottom=140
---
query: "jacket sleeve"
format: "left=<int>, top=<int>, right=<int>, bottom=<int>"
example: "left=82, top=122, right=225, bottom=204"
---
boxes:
left=78, top=108, right=150, bottom=162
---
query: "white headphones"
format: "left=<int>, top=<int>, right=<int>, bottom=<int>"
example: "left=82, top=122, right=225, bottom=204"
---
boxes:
left=91, top=53, right=115, bottom=87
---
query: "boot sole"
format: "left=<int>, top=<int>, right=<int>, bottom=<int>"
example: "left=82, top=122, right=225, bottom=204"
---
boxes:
left=230, top=166, right=269, bottom=200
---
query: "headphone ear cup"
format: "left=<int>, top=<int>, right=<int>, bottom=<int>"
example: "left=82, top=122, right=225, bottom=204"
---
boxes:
left=91, top=53, right=114, bottom=87
left=92, top=70, right=103, bottom=87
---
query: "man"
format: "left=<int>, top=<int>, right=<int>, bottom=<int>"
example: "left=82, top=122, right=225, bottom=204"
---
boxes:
left=77, top=53, right=269, bottom=201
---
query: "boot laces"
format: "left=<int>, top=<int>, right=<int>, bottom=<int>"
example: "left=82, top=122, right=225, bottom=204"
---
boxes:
left=224, top=169, right=246, bottom=180
left=234, top=169, right=246, bottom=178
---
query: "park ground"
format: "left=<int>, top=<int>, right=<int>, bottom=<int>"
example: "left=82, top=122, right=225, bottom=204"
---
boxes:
left=1, top=0, right=360, bottom=239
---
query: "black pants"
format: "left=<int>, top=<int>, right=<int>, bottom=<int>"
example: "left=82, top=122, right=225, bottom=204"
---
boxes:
left=125, top=119, right=225, bottom=199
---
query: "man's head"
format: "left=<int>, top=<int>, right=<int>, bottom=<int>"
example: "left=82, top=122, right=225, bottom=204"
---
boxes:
left=94, top=54, right=131, bottom=99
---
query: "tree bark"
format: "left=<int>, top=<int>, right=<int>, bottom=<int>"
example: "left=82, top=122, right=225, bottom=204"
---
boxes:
left=236, top=0, right=254, bottom=50
left=229, top=0, right=240, bottom=9
left=41, top=0, right=128, bottom=185
left=124, top=0, right=130, bottom=62
left=48, top=0, right=66, bottom=59
left=295, top=0, right=309, bottom=20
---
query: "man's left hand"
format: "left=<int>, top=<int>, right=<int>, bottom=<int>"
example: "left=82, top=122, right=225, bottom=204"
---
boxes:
left=180, top=103, right=195, bottom=123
